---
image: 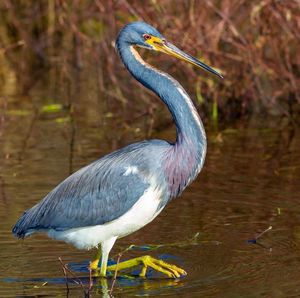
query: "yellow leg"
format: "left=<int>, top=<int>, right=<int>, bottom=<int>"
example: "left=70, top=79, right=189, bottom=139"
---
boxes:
left=107, top=255, right=187, bottom=278
left=90, top=247, right=101, bottom=270
left=92, top=237, right=117, bottom=277
left=139, top=264, right=148, bottom=277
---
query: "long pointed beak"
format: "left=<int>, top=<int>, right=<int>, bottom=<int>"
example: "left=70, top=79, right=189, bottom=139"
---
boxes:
left=147, top=37, right=223, bottom=79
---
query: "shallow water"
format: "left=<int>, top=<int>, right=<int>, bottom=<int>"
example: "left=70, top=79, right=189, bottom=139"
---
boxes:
left=1, top=92, right=300, bottom=297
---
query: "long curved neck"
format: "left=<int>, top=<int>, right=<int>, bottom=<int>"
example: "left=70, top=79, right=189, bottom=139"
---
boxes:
left=117, top=42, right=207, bottom=196
left=118, top=44, right=206, bottom=142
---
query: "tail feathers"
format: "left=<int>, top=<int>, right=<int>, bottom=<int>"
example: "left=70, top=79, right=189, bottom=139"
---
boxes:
left=12, top=215, right=28, bottom=238
left=12, top=205, right=45, bottom=238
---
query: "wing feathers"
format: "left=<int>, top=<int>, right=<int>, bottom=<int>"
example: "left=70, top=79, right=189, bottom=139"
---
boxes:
left=12, top=143, right=157, bottom=238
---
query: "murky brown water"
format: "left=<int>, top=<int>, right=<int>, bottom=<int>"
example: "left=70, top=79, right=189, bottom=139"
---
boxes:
left=1, top=81, right=300, bottom=297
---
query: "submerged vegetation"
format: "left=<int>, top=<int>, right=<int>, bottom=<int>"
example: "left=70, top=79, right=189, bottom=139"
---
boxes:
left=0, top=0, right=299, bottom=123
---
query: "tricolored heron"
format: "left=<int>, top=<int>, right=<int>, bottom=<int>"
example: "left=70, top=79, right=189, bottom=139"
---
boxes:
left=13, top=22, right=222, bottom=278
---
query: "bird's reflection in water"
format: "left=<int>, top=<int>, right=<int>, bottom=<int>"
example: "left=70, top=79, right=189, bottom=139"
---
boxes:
left=20, top=257, right=186, bottom=297
left=96, top=275, right=184, bottom=297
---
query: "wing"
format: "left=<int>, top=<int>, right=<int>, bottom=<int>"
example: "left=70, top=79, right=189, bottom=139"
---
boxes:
left=12, top=141, right=165, bottom=237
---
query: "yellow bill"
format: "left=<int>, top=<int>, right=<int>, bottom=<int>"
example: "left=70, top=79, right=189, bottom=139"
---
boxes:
left=144, top=35, right=223, bottom=79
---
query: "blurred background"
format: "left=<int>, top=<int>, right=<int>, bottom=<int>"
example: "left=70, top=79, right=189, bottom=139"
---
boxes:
left=0, top=0, right=299, bottom=125
left=1, top=1, right=300, bottom=297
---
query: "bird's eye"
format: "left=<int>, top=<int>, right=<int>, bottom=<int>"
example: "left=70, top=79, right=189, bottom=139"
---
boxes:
left=143, top=34, right=151, bottom=41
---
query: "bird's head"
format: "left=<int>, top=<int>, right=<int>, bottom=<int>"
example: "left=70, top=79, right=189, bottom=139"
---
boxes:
left=117, top=21, right=223, bottom=79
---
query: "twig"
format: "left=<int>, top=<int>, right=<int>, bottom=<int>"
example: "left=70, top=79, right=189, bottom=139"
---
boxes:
left=255, top=226, right=272, bottom=240
left=88, top=261, right=93, bottom=291
left=109, top=253, right=122, bottom=296
left=58, top=257, right=69, bottom=293
left=112, top=232, right=206, bottom=257
left=58, top=257, right=91, bottom=296
left=247, top=226, right=273, bottom=244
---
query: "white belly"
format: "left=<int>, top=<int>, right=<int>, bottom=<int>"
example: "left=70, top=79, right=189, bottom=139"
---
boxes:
left=48, top=186, right=164, bottom=250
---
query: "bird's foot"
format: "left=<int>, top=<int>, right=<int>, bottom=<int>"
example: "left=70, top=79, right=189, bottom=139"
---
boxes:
left=107, top=255, right=187, bottom=278
left=90, top=249, right=101, bottom=271
left=90, top=259, right=100, bottom=271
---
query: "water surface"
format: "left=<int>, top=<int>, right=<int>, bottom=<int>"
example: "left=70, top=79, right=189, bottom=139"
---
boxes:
left=1, top=92, right=300, bottom=297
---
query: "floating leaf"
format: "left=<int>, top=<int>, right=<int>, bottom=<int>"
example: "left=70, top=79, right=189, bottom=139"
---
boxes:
left=41, top=104, right=63, bottom=113
left=130, top=244, right=163, bottom=251
left=33, top=282, right=48, bottom=288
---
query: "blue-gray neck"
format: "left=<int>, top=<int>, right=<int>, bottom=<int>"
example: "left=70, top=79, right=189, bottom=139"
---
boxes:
left=116, top=41, right=207, bottom=197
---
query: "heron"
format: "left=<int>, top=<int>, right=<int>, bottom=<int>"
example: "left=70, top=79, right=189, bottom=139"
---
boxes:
left=12, top=22, right=222, bottom=278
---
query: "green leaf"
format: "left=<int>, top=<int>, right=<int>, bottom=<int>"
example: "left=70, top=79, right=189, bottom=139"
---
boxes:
left=41, top=104, right=63, bottom=113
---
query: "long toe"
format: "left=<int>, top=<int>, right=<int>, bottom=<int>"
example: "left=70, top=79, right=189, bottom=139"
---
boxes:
left=106, top=255, right=187, bottom=279
left=142, top=256, right=187, bottom=278
left=154, top=259, right=187, bottom=277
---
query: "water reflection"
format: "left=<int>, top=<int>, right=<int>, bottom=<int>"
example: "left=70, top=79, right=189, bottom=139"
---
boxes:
left=1, top=79, right=300, bottom=296
left=6, top=261, right=186, bottom=297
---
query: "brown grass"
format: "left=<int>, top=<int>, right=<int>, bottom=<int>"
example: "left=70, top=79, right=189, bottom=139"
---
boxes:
left=0, top=0, right=299, bottom=122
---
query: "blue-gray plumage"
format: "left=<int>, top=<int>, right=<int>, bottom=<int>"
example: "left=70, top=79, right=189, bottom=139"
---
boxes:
left=14, top=141, right=166, bottom=232
left=12, top=21, right=222, bottom=278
